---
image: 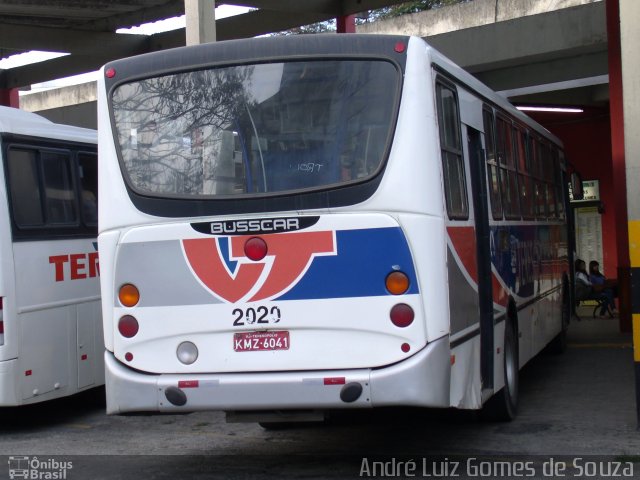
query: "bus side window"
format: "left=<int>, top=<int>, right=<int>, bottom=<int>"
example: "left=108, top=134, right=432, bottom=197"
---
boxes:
left=496, top=116, right=520, bottom=220
left=78, top=152, right=98, bottom=226
left=555, top=150, right=566, bottom=220
left=7, top=145, right=96, bottom=238
left=41, top=151, right=78, bottom=225
left=515, top=127, right=534, bottom=219
left=436, top=81, right=468, bottom=220
left=7, top=148, right=44, bottom=226
left=542, top=143, right=557, bottom=219
left=482, top=108, right=502, bottom=220
left=532, top=138, right=548, bottom=219
left=529, top=137, right=543, bottom=219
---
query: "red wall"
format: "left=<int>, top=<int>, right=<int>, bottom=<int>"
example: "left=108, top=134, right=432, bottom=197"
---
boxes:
left=528, top=108, right=618, bottom=275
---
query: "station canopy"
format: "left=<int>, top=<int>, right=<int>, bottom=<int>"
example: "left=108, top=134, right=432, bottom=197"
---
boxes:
left=0, top=0, right=408, bottom=90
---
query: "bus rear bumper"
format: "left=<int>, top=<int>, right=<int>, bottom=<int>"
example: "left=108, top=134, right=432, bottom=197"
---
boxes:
left=104, top=336, right=450, bottom=414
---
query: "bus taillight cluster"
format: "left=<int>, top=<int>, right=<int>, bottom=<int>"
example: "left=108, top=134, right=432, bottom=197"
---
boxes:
left=118, top=284, right=140, bottom=362
left=386, top=271, right=415, bottom=327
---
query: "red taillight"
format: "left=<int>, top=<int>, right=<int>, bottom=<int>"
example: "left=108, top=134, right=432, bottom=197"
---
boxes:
left=105, top=68, right=116, bottom=78
left=244, top=237, right=268, bottom=261
left=118, top=315, right=139, bottom=338
left=390, top=303, right=414, bottom=328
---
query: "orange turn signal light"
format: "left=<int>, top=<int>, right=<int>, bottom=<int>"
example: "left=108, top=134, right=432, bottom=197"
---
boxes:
left=119, top=283, right=140, bottom=307
left=385, top=271, right=410, bottom=295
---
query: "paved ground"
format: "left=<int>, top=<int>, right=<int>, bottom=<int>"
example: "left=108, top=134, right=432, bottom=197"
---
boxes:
left=0, top=311, right=638, bottom=478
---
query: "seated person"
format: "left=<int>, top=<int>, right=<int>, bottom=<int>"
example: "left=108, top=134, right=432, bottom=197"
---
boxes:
left=575, top=259, right=615, bottom=317
left=588, top=260, right=618, bottom=314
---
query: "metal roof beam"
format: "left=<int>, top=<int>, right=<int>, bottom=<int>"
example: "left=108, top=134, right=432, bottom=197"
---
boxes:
left=151, top=8, right=332, bottom=50
left=340, top=0, right=409, bottom=15
left=1, top=53, right=110, bottom=89
left=0, top=23, right=149, bottom=55
left=0, top=0, right=182, bottom=30
left=217, top=0, right=409, bottom=16
left=216, top=0, right=340, bottom=14
left=79, top=0, right=185, bottom=32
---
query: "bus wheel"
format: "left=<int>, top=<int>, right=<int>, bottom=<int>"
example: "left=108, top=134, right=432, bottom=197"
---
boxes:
left=482, top=320, right=519, bottom=421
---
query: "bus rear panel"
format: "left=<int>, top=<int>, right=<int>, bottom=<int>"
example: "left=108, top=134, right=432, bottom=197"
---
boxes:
left=99, top=35, right=568, bottom=418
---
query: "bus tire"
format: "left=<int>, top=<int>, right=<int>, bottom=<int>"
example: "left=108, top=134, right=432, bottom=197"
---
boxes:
left=482, top=319, right=519, bottom=421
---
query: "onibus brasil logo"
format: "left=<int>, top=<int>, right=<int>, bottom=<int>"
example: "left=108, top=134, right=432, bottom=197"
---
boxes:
left=8, top=456, right=72, bottom=479
left=182, top=230, right=336, bottom=303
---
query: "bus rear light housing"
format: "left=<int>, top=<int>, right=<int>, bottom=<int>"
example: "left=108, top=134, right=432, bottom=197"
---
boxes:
left=119, top=283, right=140, bottom=307
left=118, top=315, right=139, bottom=338
left=390, top=303, right=414, bottom=328
left=394, top=42, right=406, bottom=53
left=244, top=237, right=268, bottom=261
left=385, top=271, right=410, bottom=295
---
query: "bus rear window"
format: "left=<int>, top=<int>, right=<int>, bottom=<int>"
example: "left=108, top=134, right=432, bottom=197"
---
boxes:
left=111, top=60, right=400, bottom=198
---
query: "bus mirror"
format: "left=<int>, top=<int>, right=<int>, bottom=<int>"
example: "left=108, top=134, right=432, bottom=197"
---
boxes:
left=570, top=172, right=584, bottom=201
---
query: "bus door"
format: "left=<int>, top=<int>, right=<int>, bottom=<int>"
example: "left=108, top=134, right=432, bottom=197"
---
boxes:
left=466, top=125, right=494, bottom=395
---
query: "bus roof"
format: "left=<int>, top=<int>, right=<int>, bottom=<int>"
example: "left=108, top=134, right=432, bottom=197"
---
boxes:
left=0, top=106, right=96, bottom=144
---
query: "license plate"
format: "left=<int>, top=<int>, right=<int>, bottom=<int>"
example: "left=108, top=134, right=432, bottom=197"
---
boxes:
left=233, top=331, right=290, bottom=352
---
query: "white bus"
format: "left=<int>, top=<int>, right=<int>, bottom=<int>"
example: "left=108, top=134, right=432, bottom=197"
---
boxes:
left=98, top=35, right=572, bottom=422
left=0, top=106, right=103, bottom=406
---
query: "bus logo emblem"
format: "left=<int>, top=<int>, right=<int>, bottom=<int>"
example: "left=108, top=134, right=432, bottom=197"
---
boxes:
left=182, top=231, right=336, bottom=303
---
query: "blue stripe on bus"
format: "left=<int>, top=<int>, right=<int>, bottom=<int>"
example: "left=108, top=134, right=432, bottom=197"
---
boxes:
left=489, top=223, right=567, bottom=299
left=277, top=227, right=419, bottom=300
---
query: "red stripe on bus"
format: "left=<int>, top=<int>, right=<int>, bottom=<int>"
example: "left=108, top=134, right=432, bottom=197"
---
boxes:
left=492, top=272, right=509, bottom=307
left=446, top=226, right=478, bottom=283
left=447, top=226, right=509, bottom=308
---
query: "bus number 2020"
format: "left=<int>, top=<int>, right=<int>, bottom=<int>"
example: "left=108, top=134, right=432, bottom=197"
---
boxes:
left=232, top=306, right=282, bottom=326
